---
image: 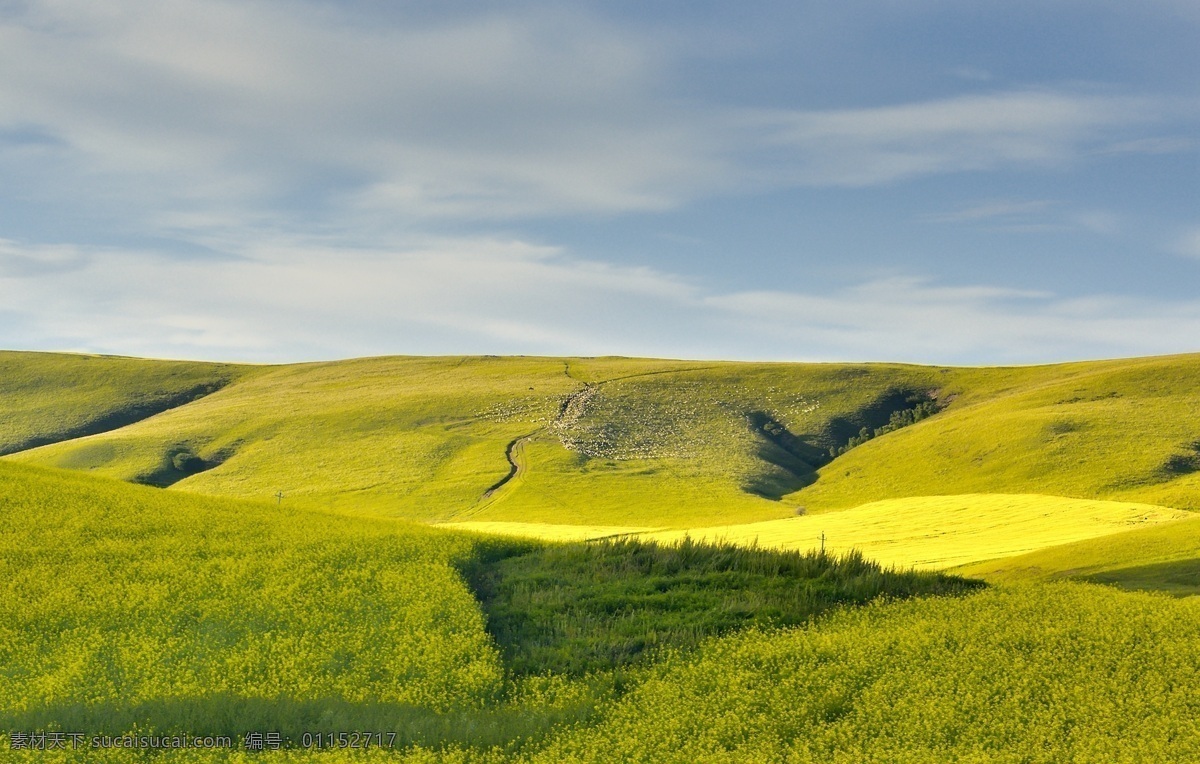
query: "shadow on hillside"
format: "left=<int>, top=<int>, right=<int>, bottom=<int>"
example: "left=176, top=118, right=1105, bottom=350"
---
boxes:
left=1082, top=558, right=1200, bottom=597
left=743, top=410, right=823, bottom=499
left=1, top=382, right=232, bottom=457
left=742, top=387, right=942, bottom=500
left=133, top=443, right=238, bottom=488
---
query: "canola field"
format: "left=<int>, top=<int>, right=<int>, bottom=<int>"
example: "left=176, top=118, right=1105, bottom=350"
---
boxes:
left=532, top=583, right=1200, bottom=764
left=448, top=493, right=1188, bottom=570
left=0, top=462, right=506, bottom=738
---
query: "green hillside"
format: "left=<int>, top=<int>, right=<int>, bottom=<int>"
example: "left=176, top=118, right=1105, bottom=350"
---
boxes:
left=957, top=513, right=1200, bottom=595
left=0, top=351, right=251, bottom=456
left=0, top=461, right=502, bottom=724
left=789, top=353, right=1200, bottom=513
left=6, top=355, right=967, bottom=526
left=4, top=350, right=1200, bottom=761
left=532, top=583, right=1200, bottom=763
left=6, top=352, right=1200, bottom=531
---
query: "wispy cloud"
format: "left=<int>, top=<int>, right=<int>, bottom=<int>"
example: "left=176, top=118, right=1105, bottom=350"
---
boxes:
left=0, top=2, right=1181, bottom=237
left=1096, top=136, right=1194, bottom=155
left=1170, top=228, right=1200, bottom=260
left=704, top=277, right=1200, bottom=363
left=0, top=239, right=91, bottom=277
left=922, top=200, right=1058, bottom=224
left=0, top=1, right=720, bottom=226
left=922, top=199, right=1122, bottom=236
left=0, top=2, right=1196, bottom=365
left=2, top=238, right=1198, bottom=365
left=748, top=90, right=1169, bottom=187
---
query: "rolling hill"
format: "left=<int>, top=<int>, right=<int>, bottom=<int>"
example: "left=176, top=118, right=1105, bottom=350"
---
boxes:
left=8, top=351, right=1200, bottom=532
left=0, top=350, right=252, bottom=456
left=3, top=349, right=1200, bottom=761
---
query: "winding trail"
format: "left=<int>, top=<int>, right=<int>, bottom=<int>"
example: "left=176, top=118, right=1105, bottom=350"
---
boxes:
left=474, top=363, right=720, bottom=507
left=481, top=433, right=534, bottom=498
left=477, top=383, right=596, bottom=502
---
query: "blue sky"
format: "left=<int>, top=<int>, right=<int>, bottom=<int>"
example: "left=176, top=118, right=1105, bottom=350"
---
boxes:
left=0, top=0, right=1197, bottom=363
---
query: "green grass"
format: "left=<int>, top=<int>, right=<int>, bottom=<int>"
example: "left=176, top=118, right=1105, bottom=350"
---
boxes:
left=7, top=354, right=971, bottom=526
left=956, top=513, right=1200, bottom=588
left=790, top=353, right=1200, bottom=513
left=0, top=459, right=978, bottom=761
left=0, top=351, right=251, bottom=455
left=6, top=348, right=1200, bottom=761
left=8, top=356, right=578, bottom=520
left=1083, top=559, right=1200, bottom=596
left=10, top=351, right=1200, bottom=531
left=461, top=537, right=980, bottom=677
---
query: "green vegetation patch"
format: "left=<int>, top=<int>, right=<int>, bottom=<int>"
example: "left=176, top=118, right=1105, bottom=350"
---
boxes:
left=461, top=536, right=982, bottom=677
left=957, top=513, right=1200, bottom=588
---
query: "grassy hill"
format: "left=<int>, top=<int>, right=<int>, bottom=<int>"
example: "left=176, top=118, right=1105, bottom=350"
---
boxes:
left=0, top=351, right=251, bottom=456
left=7, top=354, right=972, bottom=525
left=8, top=352, right=1200, bottom=531
left=0, top=460, right=503, bottom=721
left=956, top=513, right=1200, bottom=595
left=789, top=353, right=1200, bottom=513
left=4, top=349, right=1200, bottom=761
left=531, top=583, right=1200, bottom=763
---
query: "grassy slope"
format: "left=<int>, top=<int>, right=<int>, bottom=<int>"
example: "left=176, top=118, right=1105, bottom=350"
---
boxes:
left=8, top=355, right=966, bottom=526
left=790, top=353, right=1200, bottom=512
left=6, top=350, right=1200, bottom=761
left=957, top=513, right=1200, bottom=591
left=8, top=356, right=578, bottom=519
left=0, top=351, right=252, bottom=455
left=0, top=459, right=982, bottom=762
left=0, top=460, right=610, bottom=755
left=450, top=494, right=1188, bottom=570
left=463, top=537, right=979, bottom=677
left=6, top=351, right=1200, bottom=530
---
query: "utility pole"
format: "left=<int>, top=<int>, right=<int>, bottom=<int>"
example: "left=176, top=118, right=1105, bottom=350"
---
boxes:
left=275, top=491, right=283, bottom=506
left=820, top=531, right=825, bottom=554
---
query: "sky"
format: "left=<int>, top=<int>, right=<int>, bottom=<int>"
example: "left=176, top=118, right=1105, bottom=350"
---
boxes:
left=0, top=0, right=1197, bottom=365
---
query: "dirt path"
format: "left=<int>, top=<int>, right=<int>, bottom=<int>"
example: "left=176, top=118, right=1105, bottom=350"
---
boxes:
left=481, top=432, right=534, bottom=498
left=474, top=365, right=716, bottom=506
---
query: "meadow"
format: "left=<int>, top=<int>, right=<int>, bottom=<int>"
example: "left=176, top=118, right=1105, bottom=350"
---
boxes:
left=3, top=350, right=1200, bottom=761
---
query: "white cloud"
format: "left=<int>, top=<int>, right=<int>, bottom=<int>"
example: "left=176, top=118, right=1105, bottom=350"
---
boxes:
left=0, top=238, right=91, bottom=277
left=0, top=2, right=1195, bottom=366
left=704, top=277, right=1200, bottom=363
left=0, top=2, right=1180, bottom=237
left=0, top=0, right=723, bottom=224
left=922, top=199, right=1121, bottom=235
left=747, top=90, right=1167, bottom=187
left=2, top=238, right=1199, bottom=365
